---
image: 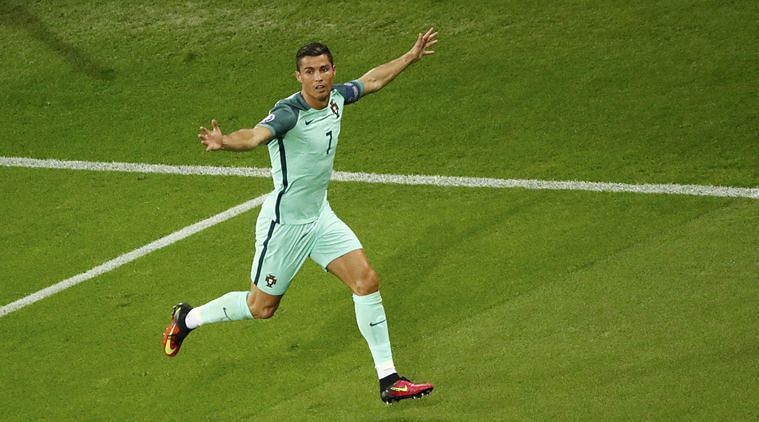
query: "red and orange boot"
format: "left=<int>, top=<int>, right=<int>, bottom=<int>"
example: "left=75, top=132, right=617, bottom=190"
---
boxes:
left=162, top=303, right=193, bottom=357
left=380, top=375, right=434, bottom=404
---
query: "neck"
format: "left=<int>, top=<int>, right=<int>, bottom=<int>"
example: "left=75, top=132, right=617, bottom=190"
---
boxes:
left=301, top=91, right=329, bottom=109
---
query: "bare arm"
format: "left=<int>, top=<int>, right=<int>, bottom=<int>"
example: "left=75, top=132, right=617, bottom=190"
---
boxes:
left=198, top=119, right=274, bottom=152
left=359, top=27, right=438, bottom=95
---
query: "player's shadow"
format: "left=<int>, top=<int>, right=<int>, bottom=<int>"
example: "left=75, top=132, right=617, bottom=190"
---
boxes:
left=377, top=193, right=543, bottom=325
left=1, top=3, right=115, bottom=81
left=290, top=192, right=543, bottom=374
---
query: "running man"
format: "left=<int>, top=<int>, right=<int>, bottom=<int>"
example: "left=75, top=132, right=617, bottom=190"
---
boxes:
left=163, top=28, right=438, bottom=404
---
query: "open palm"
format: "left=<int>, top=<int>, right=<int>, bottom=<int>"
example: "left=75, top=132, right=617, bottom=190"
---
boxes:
left=408, top=27, right=439, bottom=63
left=198, top=119, right=223, bottom=151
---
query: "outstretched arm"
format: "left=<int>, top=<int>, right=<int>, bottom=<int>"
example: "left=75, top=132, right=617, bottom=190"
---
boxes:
left=359, top=27, right=438, bottom=95
left=198, top=119, right=274, bottom=152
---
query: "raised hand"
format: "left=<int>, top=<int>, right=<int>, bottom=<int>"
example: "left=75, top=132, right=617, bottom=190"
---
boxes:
left=198, top=119, right=223, bottom=151
left=408, top=27, right=438, bottom=63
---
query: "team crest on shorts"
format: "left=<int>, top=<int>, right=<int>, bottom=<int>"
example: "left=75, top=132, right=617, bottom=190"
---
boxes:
left=265, top=274, right=277, bottom=288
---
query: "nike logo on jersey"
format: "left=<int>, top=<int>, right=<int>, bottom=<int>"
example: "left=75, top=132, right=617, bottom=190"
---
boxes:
left=369, top=319, right=386, bottom=327
left=304, top=115, right=329, bottom=125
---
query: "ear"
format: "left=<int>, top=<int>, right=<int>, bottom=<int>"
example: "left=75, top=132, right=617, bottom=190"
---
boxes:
left=295, top=70, right=302, bottom=83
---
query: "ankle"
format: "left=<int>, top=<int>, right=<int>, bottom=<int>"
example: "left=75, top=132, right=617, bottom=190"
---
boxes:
left=379, top=372, right=400, bottom=391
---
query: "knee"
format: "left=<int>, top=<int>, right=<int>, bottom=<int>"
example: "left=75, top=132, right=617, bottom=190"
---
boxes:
left=249, top=303, right=277, bottom=319
left=353, top=268, right=380, bottom=296
left=247, top=295, right=278, bottom=320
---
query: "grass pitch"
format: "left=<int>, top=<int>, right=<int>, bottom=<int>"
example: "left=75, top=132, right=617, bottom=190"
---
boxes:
left=1, top=1, right=757, bottom=420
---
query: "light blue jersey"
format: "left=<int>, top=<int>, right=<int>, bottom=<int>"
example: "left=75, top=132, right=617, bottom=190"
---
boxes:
left=257, top=80, right=365, bottom=224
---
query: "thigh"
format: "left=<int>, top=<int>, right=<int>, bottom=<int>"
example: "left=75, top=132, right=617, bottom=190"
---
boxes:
left=250, top=217, right=316, bottom=296
left=326, top=248, right=379, bottom=295
left=310, top=206, right=363, bottom=271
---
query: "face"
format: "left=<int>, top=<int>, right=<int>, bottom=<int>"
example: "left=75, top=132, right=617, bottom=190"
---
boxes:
left=295, top=54, right=336, bottom=104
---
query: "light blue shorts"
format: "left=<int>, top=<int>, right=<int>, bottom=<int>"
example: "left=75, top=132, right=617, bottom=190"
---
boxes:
left=250, top=202, right=362, bottom=296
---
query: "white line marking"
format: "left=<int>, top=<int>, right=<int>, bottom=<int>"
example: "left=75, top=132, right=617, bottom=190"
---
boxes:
left=1, top=155, right=757, bottom=199
left=0, top=156, right=272, bottom=178
left=1, top=153, right=757, bottom=316
left=0, top=194, right=268, bottom=317
left=330, top=171, right=759, bottom=199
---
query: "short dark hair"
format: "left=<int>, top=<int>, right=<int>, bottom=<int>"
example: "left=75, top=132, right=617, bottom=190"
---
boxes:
left=295, top=42, right=333, bottom=70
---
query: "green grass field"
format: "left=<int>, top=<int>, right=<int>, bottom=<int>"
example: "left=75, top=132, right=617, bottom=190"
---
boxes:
left=1, top=1, right=757, bottom=420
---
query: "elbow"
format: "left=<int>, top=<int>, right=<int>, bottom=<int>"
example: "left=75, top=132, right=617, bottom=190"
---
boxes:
left=364, top=79, right=383, bottom=94
left=249, top=137, right=262, bottom=149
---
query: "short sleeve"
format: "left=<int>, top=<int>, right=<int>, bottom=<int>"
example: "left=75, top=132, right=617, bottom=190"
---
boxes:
left=256, top=103, right=298, bottom=138
left=334, top=80, right=365, bottom=105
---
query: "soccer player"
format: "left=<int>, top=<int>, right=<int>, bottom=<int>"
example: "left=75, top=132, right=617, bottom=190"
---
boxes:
left=163, top=28, right=438, bottom=404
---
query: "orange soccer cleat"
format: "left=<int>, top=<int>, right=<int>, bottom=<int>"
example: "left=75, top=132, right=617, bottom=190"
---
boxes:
left=380, top=376, right=434, bottom=404
left=162, top=303, right=193, bottom=357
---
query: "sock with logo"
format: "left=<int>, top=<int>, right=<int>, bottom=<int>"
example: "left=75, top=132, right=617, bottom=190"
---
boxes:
left=184, top=291, right=252, bottom=329
left=353, top=291, right=397, bottom=379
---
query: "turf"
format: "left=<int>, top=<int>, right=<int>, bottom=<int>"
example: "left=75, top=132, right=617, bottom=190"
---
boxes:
left=0, top=167, right=271, bottom=302
left=1, top=1, right=757, bottom=185
left=0, top=1, right=757, bottom=420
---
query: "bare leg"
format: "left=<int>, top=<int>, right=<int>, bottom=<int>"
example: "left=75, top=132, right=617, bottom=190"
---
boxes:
left=246, top=284, right=282, bottom=319
left=326, top=249, right=379, bottom=295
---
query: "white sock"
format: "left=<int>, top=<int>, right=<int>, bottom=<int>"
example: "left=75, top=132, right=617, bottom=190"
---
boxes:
left=353, top=291, right=397, bottom=379
left=376, top=361, right=397, bottom=379
left=185, top=308, right=202, bottom=330
left=184, top=291, right=252, bottom=330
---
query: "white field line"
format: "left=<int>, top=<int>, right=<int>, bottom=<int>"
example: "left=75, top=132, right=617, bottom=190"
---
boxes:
left=1, top=155, right=757, bottom=317
left=0, top=194, right=268, bottom=318
left=1, top=156, right=757, bottom=199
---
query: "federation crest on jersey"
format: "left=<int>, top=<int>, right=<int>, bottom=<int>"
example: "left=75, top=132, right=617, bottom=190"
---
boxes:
left=265, top=274, right=277, bottom=288
left=330, top=101, right=340, bottom=118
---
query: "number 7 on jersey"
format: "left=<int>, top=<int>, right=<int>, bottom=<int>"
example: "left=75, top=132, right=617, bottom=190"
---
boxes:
left=326, top=130, right=333, bottom=155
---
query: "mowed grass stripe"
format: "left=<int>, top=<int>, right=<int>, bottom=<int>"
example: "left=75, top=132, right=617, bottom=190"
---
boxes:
left=0, top=194, right=268, bottom=317
left=2, top=156, right=757, bottom=199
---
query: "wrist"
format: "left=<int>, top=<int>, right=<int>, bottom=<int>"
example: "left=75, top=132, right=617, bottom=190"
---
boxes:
left=402, top=51, right=417, bottom=64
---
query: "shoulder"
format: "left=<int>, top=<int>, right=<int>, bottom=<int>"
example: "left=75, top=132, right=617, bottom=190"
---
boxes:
left=273, top=92, right=311, bottom=113
left=257, top=93, right=310, bottom=137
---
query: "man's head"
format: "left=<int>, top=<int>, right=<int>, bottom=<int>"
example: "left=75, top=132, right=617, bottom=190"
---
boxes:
left=295, top=42, right=333, bottom=70
left=295, top=42, right=336, bottom=106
